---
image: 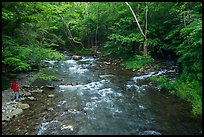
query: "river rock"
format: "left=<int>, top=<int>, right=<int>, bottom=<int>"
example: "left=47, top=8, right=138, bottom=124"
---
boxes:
left=24, top=92, right=32, bottom=96
left=72, top=55, right=82, bottom=60
left=17, top=103, right=30, bottom=110
left=47, top=107, right=54, bottom=111
left=30, top=89, right=43, bottom=93
left=52, top=78, right=63, bottom=81
left=47, top=94, right=55, bottom=98
left=23, top=85, right=30, bottom=88
left=20, top=97, right=26, bottom=101
left=46, top=85, right=55, bottom=89
left=104, top=61, right=111, bottom=65
left=27, top=96, right=37, bottom=101
left=2, top=109, right=23, bottom=122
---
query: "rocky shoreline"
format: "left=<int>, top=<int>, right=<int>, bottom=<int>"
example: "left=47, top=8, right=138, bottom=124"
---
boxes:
left=2, top=72, right=58, bottom=135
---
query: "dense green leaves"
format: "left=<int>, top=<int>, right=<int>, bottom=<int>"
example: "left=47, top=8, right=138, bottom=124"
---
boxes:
left=122, top=55, right=154, bottom=70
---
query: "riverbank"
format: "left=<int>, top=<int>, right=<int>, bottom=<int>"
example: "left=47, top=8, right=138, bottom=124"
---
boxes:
left=2, top=71, right=59, bottom=135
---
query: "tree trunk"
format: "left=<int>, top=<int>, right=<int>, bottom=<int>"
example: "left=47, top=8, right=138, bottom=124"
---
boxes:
left=85, top=2, right=90, bottom=48
left=125, top=2, right=148, bottom=56
left=59, top=14, right=84, bottom=48
left=94, top=23, right=99, bottom=52
left=85, top=2, right=88, bottom=16
left=144, top=3, right=148, bottom=55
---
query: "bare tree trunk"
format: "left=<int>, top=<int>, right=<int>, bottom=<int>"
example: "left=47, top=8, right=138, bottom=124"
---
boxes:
left=143, top=2, right=148, bottom=55
left=125, top=2, right=148, bottom=56
left=93, top=4, right=99, bottom=52
left=137, top=4, right=140, bottom=14
left=85, top=2, right=90, bottom=48
left=94, top=23, right=99, bottom=52
left=85, top=2, right=88, bottom=16
left=59, top=14, right=84, bottom=48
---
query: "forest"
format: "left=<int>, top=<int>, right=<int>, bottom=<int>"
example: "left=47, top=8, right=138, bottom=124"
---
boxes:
left=2, top=2, right=202, bottom=135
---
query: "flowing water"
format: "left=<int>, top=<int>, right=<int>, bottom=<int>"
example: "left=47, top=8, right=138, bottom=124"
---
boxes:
left=17, top=55, right=203, bottom=135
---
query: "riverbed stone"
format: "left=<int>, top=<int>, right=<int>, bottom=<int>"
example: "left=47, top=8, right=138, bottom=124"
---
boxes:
left=27, top=96, right=37, bottom=101
left=47, top=94, right=55, bottom=98
left=24, top=92, right=32, bottom=96
left=23, top=85, right=30, bottom=88
left=72, top=55, right=82, bottom=60
left=46, top=85, right=55, bottom=89
left=17, top=103, right=30, bottom=110
left=30, top=89, right=43, bottom=93
left=47, top=107, right=54, bottom=111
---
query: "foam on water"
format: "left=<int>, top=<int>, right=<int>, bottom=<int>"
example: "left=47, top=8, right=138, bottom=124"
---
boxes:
left=126, top=70, right=168, bottom=92
left=37, top=120, right=61, bottom=135
left=132, top=70, right=167, bottom=82
left=79, top=57, right=96, bottom=62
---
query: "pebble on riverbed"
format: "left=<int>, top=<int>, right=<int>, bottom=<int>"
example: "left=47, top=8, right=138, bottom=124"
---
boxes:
left=47, top=94, right=55, bottom=98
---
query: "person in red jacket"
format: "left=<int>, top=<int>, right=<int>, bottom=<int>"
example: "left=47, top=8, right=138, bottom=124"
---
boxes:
left=10, top=79, right=20, bottom=101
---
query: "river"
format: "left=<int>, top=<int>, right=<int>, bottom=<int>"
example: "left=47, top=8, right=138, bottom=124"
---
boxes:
left=2, top=54, right=202, bottom=135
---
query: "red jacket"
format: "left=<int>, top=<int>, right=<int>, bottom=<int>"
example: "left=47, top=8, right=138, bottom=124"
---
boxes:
left=10, top=80, right=20, bottom=92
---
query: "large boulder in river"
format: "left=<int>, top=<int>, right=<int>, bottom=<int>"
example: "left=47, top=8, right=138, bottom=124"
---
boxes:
left=72, top=55, right=82, bottom=60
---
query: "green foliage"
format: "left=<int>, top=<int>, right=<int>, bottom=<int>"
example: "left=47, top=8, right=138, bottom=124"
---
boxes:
left=176, top=18, right=202, bottom=82
left=39, top=67, right=58, bottom=73
left=2, top=36, right=63, bottom=72
left=102, top=32, right=143, bottom=57
left=175, top=80, right=202, bottom=118
left=122, top=55, right=154, bottom=70
left=150, top=76, right=202, bottom=118
left=153, top=65, right=160, bottom=70
left=102, top=41, right=132, bottom=57
left=150, top=76, right=176, bottom=91
left=37, top=72, right=56, bottom=80
left=37, top=67, right=57, bottom=80
left=3, top=57, right=31, bottom=71
left=72, top=47, right=93, bottom=56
